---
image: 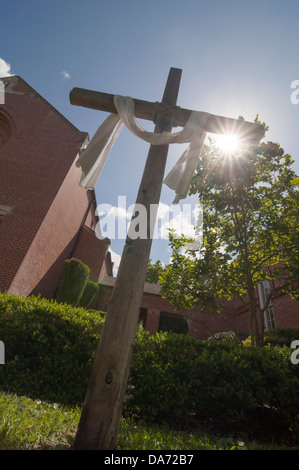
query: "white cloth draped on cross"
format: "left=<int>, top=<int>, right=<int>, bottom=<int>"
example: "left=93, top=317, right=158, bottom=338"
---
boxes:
left=76, top=95, right=209, bottom=203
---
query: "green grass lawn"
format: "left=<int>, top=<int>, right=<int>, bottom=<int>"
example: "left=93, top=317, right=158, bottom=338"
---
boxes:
left=0, top=392, right=297, bottom=450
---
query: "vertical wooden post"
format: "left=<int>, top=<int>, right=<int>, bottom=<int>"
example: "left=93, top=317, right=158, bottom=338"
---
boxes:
left=73, top=68, right=182, bottom=450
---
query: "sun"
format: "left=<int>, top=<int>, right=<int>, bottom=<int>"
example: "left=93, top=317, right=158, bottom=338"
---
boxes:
left=213, top=133, right=241, bottom=155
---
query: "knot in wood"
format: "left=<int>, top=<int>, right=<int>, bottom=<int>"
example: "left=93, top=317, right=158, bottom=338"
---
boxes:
left=105, top=372, right=113, bottom=385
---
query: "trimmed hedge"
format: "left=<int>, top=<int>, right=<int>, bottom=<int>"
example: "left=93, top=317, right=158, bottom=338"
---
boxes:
left=54, top=258, right=90, bottom=306
left=125, top=329, right=299, bottom=433
left=0, top=293, right=104, bottom=405
left=0, top=293, right=298, bottom=437
left=78, top=280, right=99, bottom=309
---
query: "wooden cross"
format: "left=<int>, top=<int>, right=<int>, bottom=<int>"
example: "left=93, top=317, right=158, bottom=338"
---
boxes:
left=70, top=68, right=264, bottom=450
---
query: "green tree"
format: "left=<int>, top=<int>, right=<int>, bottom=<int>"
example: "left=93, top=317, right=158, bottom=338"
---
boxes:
left=160, top=121, right=298, bottom=346
left=145, top=259, right=165, bottom=284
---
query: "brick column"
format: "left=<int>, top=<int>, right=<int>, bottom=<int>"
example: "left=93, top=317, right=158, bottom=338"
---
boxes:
left=144, top=309, right=160, bottom=335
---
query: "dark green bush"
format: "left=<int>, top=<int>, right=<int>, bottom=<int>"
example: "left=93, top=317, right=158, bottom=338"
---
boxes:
left=78, top=280, right=99, bottom=308
left=125, top=329, right=299, bottom=434
left=0, top=293, right=105, bottom=405
left=54, top=258, right=90, bottom=306
left=264, top=328, right=299, bottom=347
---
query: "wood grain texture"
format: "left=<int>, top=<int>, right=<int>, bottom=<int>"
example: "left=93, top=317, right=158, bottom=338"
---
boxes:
left=73, top=68, right=182, bottom=450
left=70, top=86, right=264, bottom=141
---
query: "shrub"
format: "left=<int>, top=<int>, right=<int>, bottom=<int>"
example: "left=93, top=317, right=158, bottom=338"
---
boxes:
left=78, top=280, right=99, bottom=308
left=0, top=293, right=298, bottom=439
left=207, top=331, right=239, bottom=342
left=0, top=293, right=105, bottom=405
left=264, top=328, right=299, bottom=347
left=125, top=329, right=299, bottom=435
left=54, top=258, right=90, bottom=306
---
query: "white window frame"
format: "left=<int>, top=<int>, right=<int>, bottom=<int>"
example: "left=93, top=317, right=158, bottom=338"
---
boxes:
left=258, top=279, right=276, bottom=331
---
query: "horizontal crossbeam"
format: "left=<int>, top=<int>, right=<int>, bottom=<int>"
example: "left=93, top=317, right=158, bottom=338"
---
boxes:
left=70, top=87, right=265, bottom=142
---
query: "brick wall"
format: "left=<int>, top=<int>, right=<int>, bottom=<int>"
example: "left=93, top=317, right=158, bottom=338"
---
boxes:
left=0, top=76, right=109, bottom=299
left=236, top=291, right=299, bottom=334
left=71, top=225, right=111, bottom=283
left=274, top=293, right=299, bottom=329
left=93, top=280, right=240, bottom=340
left=94, top=278, right=298, bottom=339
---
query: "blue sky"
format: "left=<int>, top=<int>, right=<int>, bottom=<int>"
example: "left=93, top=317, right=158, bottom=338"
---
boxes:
left=1, top=0, right=298, bottom=272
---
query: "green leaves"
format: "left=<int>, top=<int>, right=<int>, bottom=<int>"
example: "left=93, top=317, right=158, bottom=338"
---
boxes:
left=145, top=259, right=165, bottom=285
left=1, top=292, right=298, bottom=444
left=126, top=329, right=299, bottom=433
left=54, top=258, right=91, bottom=306
left=0, top=293, right=105, bottom=405
left=160, top=128, right=298, bottom=345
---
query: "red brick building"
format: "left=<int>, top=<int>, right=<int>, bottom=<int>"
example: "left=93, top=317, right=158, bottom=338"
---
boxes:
left=235, top=279, right=299, bottom=337
left=92, top=275, right=299, bottom=340
left=0, top=76, right=297, bottom=340
left=0, top=76, right=112, bottom=299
